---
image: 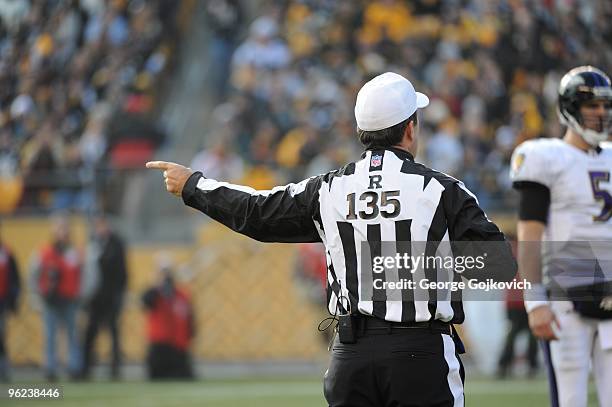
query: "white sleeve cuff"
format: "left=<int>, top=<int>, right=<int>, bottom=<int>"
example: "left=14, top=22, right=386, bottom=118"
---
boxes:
left=524, top=300, right=550, bottom=313
left=523, top=283, right=548, bottom=313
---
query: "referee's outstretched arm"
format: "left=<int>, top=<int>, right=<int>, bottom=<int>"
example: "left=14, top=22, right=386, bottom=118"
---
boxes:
left=146, top=160, right=323, bottom=243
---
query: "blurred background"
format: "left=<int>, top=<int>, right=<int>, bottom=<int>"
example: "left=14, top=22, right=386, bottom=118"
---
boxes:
left=1, top=0, right=610, bottom=405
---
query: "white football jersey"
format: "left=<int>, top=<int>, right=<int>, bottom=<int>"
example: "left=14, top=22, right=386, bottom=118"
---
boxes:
left=511, top=138, right=612, bottom=287
left=511, top=138, right=612, bottom=241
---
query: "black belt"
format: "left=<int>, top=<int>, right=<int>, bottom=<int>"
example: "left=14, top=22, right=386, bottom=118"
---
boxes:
left=353, top=315, right=452, bottom=335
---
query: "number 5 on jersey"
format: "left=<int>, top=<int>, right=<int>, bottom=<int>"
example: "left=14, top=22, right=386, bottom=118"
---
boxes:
left=589, top=171, right=612, bottom=222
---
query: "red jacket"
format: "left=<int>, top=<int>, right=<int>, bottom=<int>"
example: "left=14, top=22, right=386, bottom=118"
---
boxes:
left=297, top=243, right=327, bottom=288
left=146, top=287, right=194, bottom=351
left=38, top=244, right=81, bottom=300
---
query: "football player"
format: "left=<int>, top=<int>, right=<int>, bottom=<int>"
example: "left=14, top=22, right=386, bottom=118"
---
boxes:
left=511, top=66, right=612, bottom=407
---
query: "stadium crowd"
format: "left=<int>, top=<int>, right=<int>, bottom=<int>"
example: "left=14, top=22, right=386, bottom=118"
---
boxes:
left=2, top=0, right=611, bottom=214
left=202, top=0, right=612, bottom=211
left=0, top=0, right=183, bottom=212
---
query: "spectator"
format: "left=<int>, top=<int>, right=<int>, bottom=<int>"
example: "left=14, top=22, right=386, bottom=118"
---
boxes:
left=231, top=15, right=291, bottom=70
left=358, top=0, right=413, bottom=47
left=293, top=243, right=326, bottom=306
left=29, top=214, right=83, bottom=381
left=190, top=140, right=244, bottom=182
left=204, top=0, right=244, bottom=101
left=496, top=235, right=537, bottom=379
left=142, top=255, right=195, bottom=380
left=293, top=243, right=330, bottom=345
left=0, top=130, right=23, bottom=213
left=2, top=0, right=185, bottom=213
left=0, top=222, right=20, bottom=382
left=497, top=282, right=539, bottom=379
left=20, top=120, right=64, bottom=208
left=211, top=0, right=612, bottom=212
left=81, top=215, right=127, bottom=380
left=0, top=0, right=29, bottom=34
left=0, top=130, right=19, bottom=178
left=426, top=118, right=464, bottom=175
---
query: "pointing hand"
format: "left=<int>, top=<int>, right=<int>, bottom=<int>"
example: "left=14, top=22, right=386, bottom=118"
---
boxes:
left=146, top=161, right=194, bottom=197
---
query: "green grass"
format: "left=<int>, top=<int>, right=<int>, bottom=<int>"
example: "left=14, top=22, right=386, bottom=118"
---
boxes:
left=1, top=376, right=599, bottom=406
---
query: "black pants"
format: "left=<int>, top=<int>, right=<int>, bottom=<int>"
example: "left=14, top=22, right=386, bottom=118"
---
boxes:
left=147, top=344, right=194, bottom=380
left=82, top=303, right=121, bottom=378
left=324, top=329, right=464, bottom=407
left=498, top=308, right=538, bottom=370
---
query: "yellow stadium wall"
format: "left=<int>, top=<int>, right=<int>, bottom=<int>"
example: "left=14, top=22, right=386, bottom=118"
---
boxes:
left=2, top=214, right=517, bottom=366
left=2, top=217, right=327, bottom=366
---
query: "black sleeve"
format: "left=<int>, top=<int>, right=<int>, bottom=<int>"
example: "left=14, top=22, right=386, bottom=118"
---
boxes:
left=512, top=181, right=550, bottom=223
left=181, top=172, right=323, bottom=243
left=444, top=182, right=517, bottom=282
left=445, top=183, right=506, bottom=242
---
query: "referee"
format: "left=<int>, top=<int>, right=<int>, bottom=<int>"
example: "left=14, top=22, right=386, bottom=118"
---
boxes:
left=147, top=72, right=517, bottom=406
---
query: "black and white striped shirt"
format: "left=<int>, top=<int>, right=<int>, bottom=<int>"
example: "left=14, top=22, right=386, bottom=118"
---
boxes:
left=182, top=146, right=516, bottom=323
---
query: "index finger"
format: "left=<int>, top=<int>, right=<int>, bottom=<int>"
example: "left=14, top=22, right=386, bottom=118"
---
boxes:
left=146, top=161, right=172, bottom=170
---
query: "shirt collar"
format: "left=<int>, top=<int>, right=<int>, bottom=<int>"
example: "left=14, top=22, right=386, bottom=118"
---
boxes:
left=361, top=146, right=414, bottom=162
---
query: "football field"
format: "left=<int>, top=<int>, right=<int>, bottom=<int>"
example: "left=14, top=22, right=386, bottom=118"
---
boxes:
left=1, top=376, right=599, bottom=406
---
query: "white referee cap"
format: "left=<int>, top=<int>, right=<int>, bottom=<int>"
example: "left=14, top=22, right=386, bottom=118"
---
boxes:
left=355, top=72, right=430, bottom=131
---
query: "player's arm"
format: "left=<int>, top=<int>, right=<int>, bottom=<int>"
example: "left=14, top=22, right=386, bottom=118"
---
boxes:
left=510, top=142, right=560, bottom=340
left=516, top=219, right=548, bottom=296
left=515, top=182, right=559, bottom=340
left=445, top=182, right=517, bottom=282
left=146, top=161, right=323, bottom=243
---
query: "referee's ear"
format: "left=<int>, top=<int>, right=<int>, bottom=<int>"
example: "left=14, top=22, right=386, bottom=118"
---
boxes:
left=402, top=119, right=418, bottom=156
